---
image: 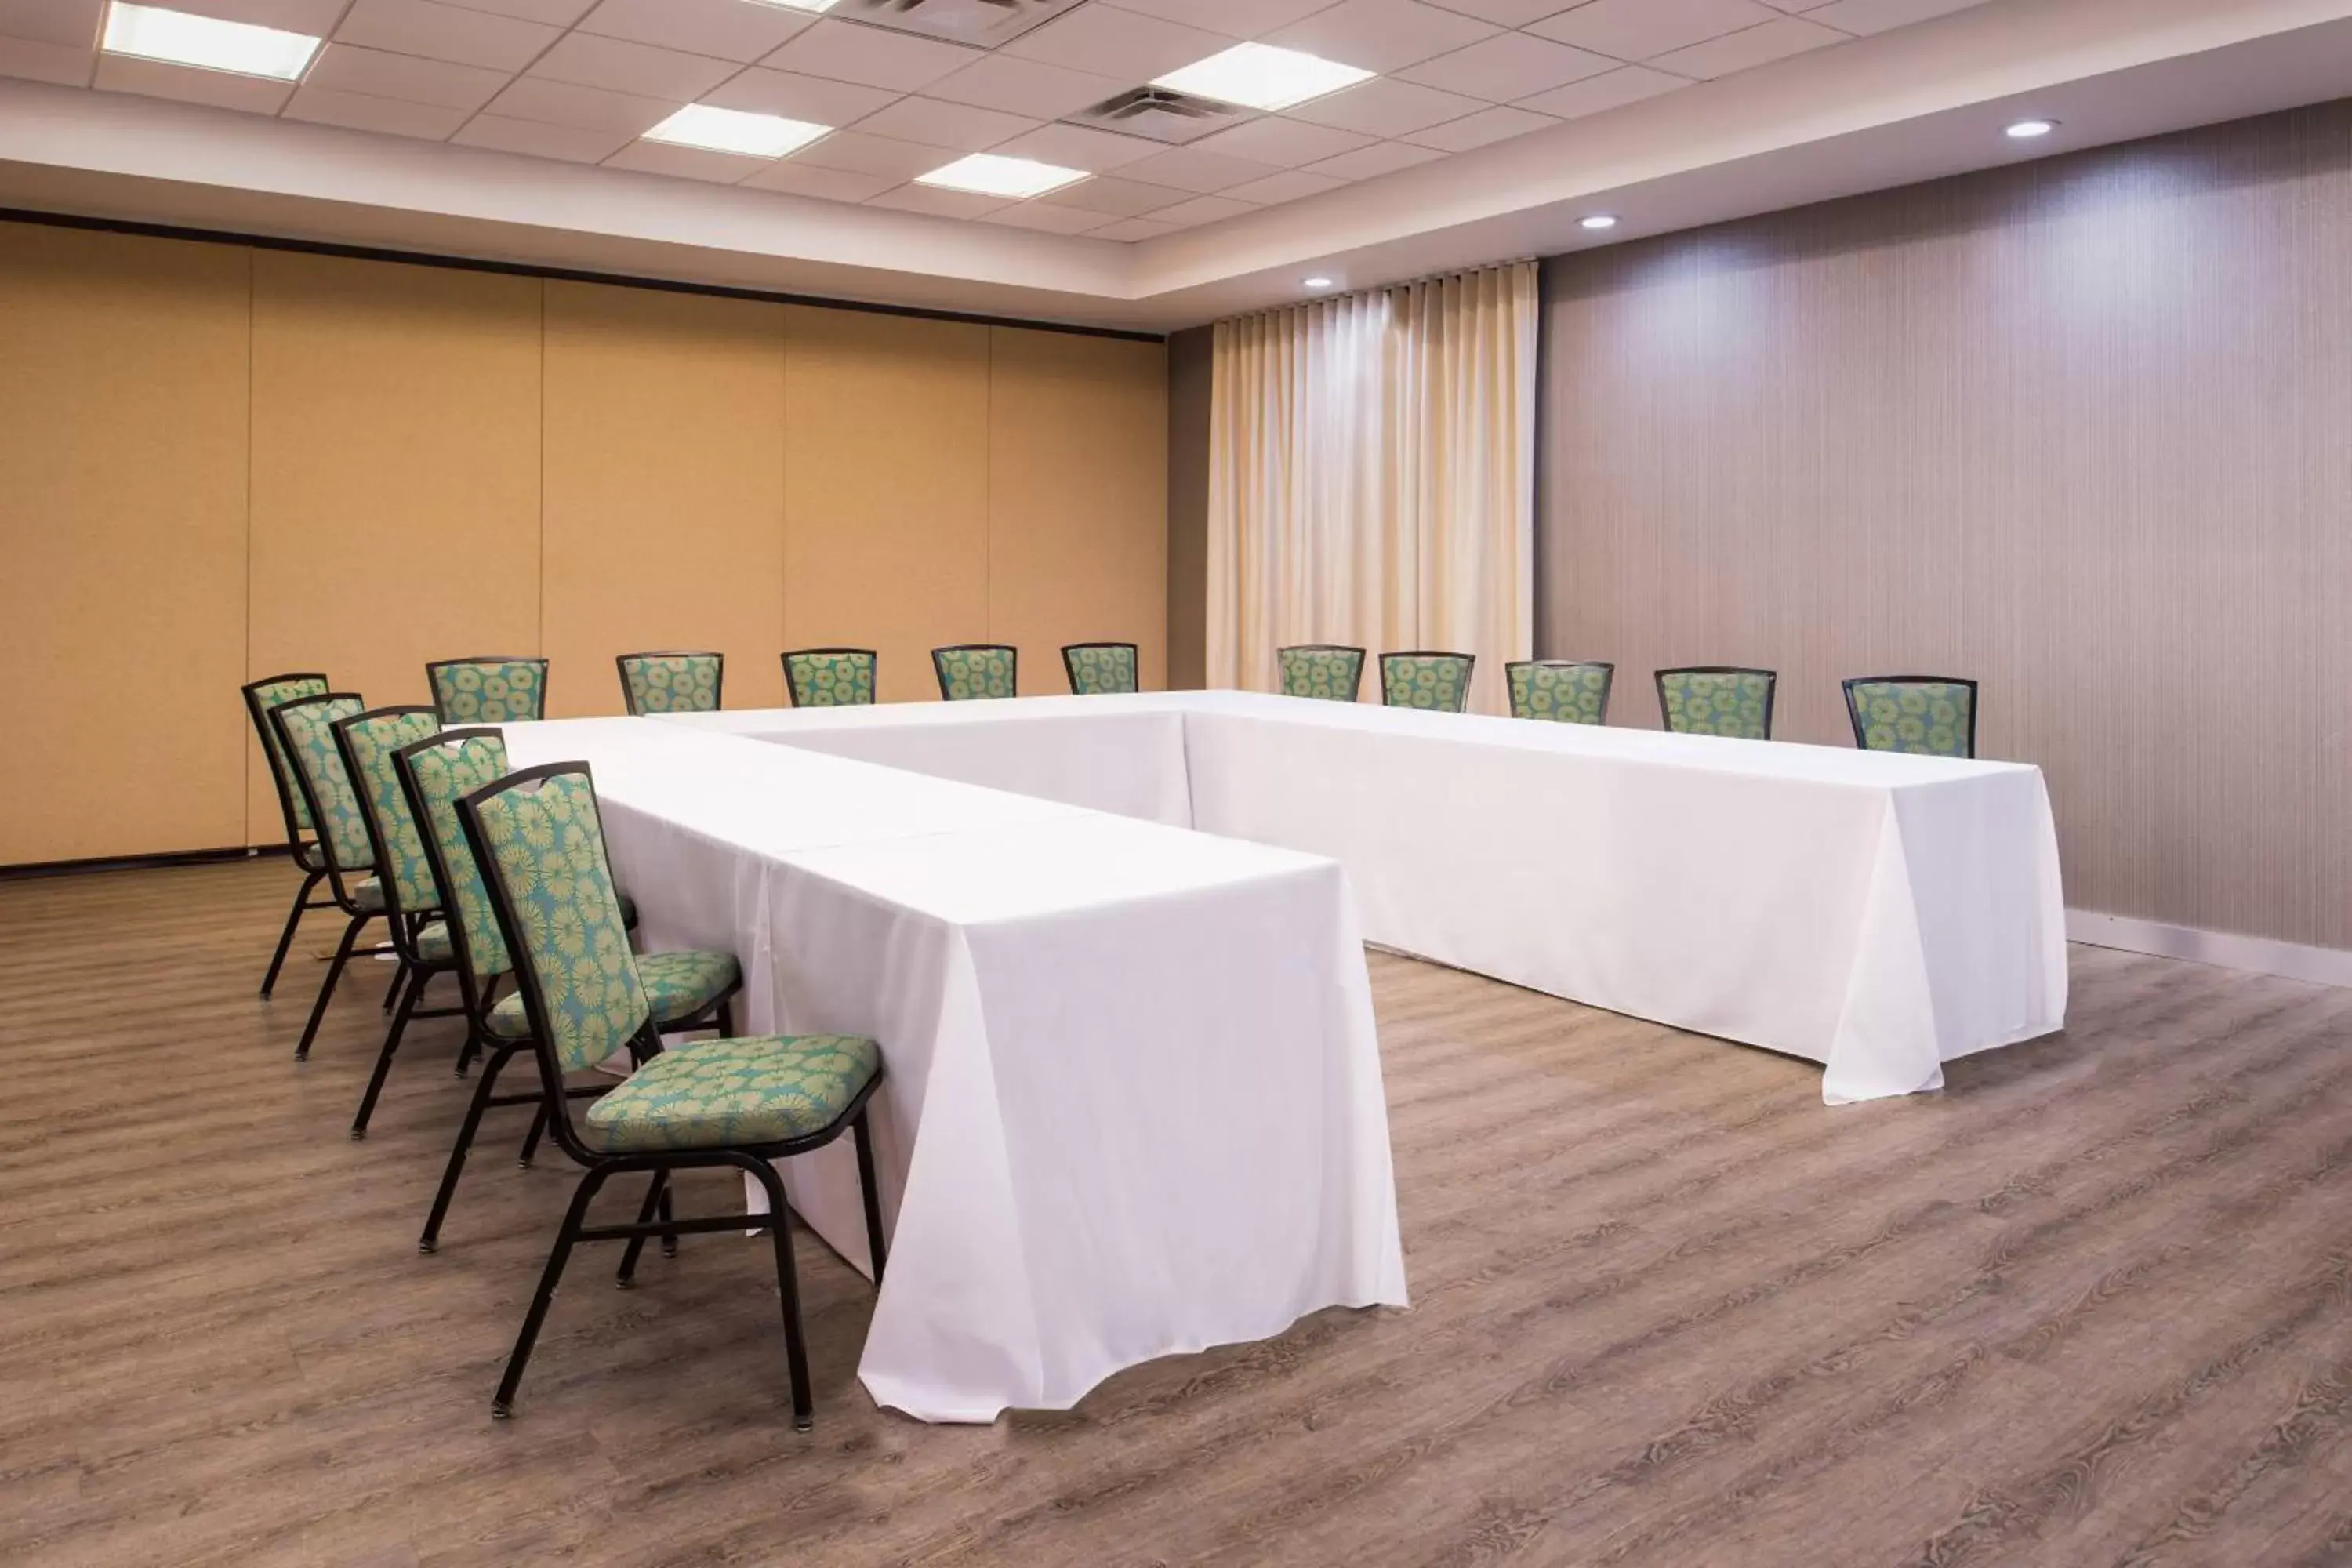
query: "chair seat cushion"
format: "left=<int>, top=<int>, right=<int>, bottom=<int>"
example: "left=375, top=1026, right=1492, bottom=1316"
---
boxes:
left=295, top=840, right=326, bottom=872
left=583, top=1034, right=880, bottom=1153
left=416, top=920, right=453, bottom=966
left=353, top=876, right=384, bottom=913
left=485, top=948, right=739, bottom=1040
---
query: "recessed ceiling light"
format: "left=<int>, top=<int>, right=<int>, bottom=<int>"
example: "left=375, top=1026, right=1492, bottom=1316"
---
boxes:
left=1152, top=43, right=1374, bottom=114
left=745, top=0, right=840, bottom=10
left=2005, top=118, right=2058, bottom=139
left=916, top=154, right=1088, bottom=200
left=644, top=104, right=829, bottom=160
left=102, top=2, right=320, bottom=81
left=1580, top=214, right=1618, bottom=230
left=1303, top=276, right=1335, bottom=289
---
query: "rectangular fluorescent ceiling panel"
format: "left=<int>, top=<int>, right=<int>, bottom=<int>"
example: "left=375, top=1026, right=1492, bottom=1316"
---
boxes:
left=916, top=154, right=1087, bottom=199
left=102, top=2, right=320, bottom=81
left=746, top=0, right=840, bottom=11
left=644, top=104, right=830, bottom=159
left=1151, top=43, right=1372, bottom=113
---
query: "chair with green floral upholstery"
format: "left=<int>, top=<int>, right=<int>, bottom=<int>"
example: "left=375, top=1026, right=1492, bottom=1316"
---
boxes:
left=1506, top=660, right=1614, bottom=725
left=1278, top=644, right=1366, bottom=702
left=1656, top=666, right=1778, bottom=740
left=1843, top=676, right=1979, bottom=758
left=397, top=729, right=747, bottom=1254
left=270, top=692, right=395, bottom=1062
left=242, top=673, right=336, bottom=1000
left=1062, top=642, right=1139, bottom=695
left=459, top=761, right=886, bottom=1427
left=426, top=656, right=548, bottom=724
left=1380, top=651, right=1475, bottom=713
left=782, top=648, right=877, bottom=708
left=933, top=644, right=1017, bottom=701
left=617, top=651, right=723, bottom=716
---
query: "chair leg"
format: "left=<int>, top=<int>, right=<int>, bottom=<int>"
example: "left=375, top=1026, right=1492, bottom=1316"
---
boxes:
left=295, top=913, right=368, bottom=1062
left=658, top=1187, right=677, bottom=1258
left=615, top=1170, right=670, bottom=1288
left=350, top=965, right=423, bottom=1139
left=380, top=953, right=408, bottom=1014
left=747, top=1161, right=815, bottom=1431
left=854, top=1111, right=887, bottom=1287
left=492, top=1165, right=611, bottom=1418
left=259, top=866, right=325, bottom=1000
left=719, top=998, right=735, bottom=1038
left=452, top=1022, right=481, bottom=1079
left=517, top=1098, right=550, bottom=1169
left=420, top=1044, right=512, bottom=1253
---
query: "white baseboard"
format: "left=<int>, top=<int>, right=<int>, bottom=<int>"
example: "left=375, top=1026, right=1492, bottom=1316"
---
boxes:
left=2067, top=909, right=2352, bottom=989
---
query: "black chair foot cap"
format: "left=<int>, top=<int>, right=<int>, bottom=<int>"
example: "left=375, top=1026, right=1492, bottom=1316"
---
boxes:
left=418, top=1240, right=437, bottom=1254
left=350, top=1129, right=366, bottom=1140
left=491, top=1403, right=513, bottom=1420
left=793, top=1414, right=813, bottom=1433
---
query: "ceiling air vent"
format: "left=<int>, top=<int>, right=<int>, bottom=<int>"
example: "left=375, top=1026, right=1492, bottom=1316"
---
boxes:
left=833, top=0, right=1086, bottom=47
left=1065, top=87, right=1247, bottom=147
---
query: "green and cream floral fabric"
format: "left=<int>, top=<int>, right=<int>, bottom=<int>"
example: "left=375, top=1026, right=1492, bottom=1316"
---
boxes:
left=783, top=650, right=876, bottom=708
left=353, top=876, right=385, bottom=913
left=430, top=659, right=546, bottom=724
left=1278, top=646, right=1365, bottom=702
left=1381, top=653, right=1474, bottom=713
left=407, top=735, right=514, bottom=986
left=620, top=653, right=721, bottom=715
left=339, top=710, right=442, bottom=913
left=1508, top=662, right=1612, bottom=725
left=583, top=1033, right=879, bottom=1153
left=416, top=919, right=454, bottom=966
left=1849, top=680, right=1975, bottom=757
left=488, top=947, right=739, bottom=1040
left=1065, top=644, right=1138, bottom=695
left=250, top=675, right=328, bottom=832
left=935, top=646, right=1016, bottom=701
left=277, top=696, right=376, bottom=873
left=1659, top=670, right=1774, bottom=740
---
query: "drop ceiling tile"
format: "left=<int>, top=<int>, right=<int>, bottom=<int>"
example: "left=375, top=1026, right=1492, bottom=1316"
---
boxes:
left=0, top=36, right=92, bottom=85
left=92, top=52, right=295, bottom=112
left=436, top=0, right=594, bottom=22
left=335, top=0, right=561, bottom=72
left=526, top=31, right=735, bottom=100
left=1396, top=32, right=1613, bottom=100
left=977, top=201, right=1116, bottom=234
left=1649, top=13, right=1842, bottom=76
left=1513, top=62, right=1684, bottom=118
left=853, top=96, right=1036, bottom=153
left=165, top=0, right=348, bottom=34
left=1087, top=216, right=1178, bottom=241
left=1149, top=193, right=1255, bottom=227
left=1116, top=145, right=1283, bottom=194
left=1095, top=0, right=1325, bottom=38
left=863, top=183, right=1008, bottom=220
left=1284, top=76, right=1486, bottom=137
left=1804, top=0, right=1987, bottom=34
left=577, top=0, right=815, bottom=64
left=921, top=53, right=1125, bottom=121
left=740, top=158, right=895, bottom=201
left=1186, top=116, right=1373, bottom=170
left=0, top=0, right=100, bottom=49
left=1528, top=0, right=1784, bottom=58
left=603, top=139, right=764, bottom=183
left=1401, top=101, right=1555, bottom=150
left=1302, top=139, right=1445, bottom=180
left=792, top=128, right=956, bottom=180
left=1419, top=0, right=1578, bottom=23
left=306, top=44, right=510, bottom=111
left=452, top=111, right=631, bottom=161
left=483, top=73, right=674, bottom=134
left=1034, top=174, right=1187, bottom=216
left=1002, top=5, right=1234, bottom=83
left=1222, top=167, right=1348, bottom=205
left=987, top=122, right=1163, bottom=172
left=285, top=83, right=470, bottom=139
left=1267, top=0, right=1499, bottom=74
left=701, top=67, right=897, bottom=128
left=761, top=20, right=980, bottom=93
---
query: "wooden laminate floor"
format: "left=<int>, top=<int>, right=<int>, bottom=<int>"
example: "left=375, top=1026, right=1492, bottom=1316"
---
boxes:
left=6, top=858, right=2352, bottom=1567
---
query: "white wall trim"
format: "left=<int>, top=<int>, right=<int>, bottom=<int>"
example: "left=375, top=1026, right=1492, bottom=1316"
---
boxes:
left=2067, top=909, right=2352, bottom=989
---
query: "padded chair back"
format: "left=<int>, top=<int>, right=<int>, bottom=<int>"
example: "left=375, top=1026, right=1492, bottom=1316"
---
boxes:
left=1381, top=652, right=1475, bottom=713
left=1507, top=661, right=1613, bottom=725
left=617, top=651, right=722, bottom=716
left=333, top=706, right=442, bottom=920
left=395, top=730, right=514, bottom=989
left=1277, top=645, right=1366, bottom=702
left=933, top=644, right=1017, bottom=701
left=427, top=656, right=547, bottom=724
left=242, top=673, right=329, bottom=843
left=271, top=694, right=375, bottom=878
left=1844, top=676, right=1979, bottom=758
left=1656, top=667, right=1777, bottom=740
left=1062, top=642, right=1138, bottom=695
left=782, top=648, right=877, bottom=708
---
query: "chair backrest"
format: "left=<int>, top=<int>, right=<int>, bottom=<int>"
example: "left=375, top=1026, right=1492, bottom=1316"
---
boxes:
left=270, top=694, right=375, bottom=880
left=1844, top=676, right=1979, bottom=758
left=394, top=729, right=514, bottom=990
left=332, top=706, right=442, bottom=925
left=459, top=764, right=652, bottom=1086
left=1381, top=651, right=1475, bottom=713
left=616, top=651, right=723, bottom=716
left=1278, top=644, right=1366, bottom=702
left=1507, top=660, right=1613, bottom=725
left=241, top=673, right=329, bottom=844
left=782, top=648, right=877, bottom=708
left=426, top=656, right=547, bottom=724
left=933, top=644, right=1017, bottom=701
left=1062, top=642, right=1138, bottom=695
left=1656, top=666, right=1777, bottom=740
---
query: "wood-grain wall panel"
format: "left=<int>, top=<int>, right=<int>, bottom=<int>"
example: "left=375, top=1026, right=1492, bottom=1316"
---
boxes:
left=1538, top=100, right=2352, bottom=949
left=541, top=282, right=786, bottom=717
left=986, top=328, right=1168, bottom=693
left=0, top=225, right=250, bottom=863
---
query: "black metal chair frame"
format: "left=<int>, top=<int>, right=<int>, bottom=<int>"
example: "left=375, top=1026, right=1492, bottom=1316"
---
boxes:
left=1060, top=641, right=1140, bottom=695
left=1842, top=674, right=1980, bottom=758
left=1379, top=649, right=1479, bottom=713
left=1654, top=666, right=1779, bottom=739
left=270, top=692, right=405, bottom=1062
left=1277, top=644, right=1367, bottom=702
left=242, top=673, right=334, bottom=1000
left=1504, top=659, right=1616, bottom=724
left=781, top=648, right=878, bottom=708
left=458, top=761, right=886, bottom=1428
left=615, top=650, right=725, bottom=717
left=931, top=643, right=1018, bottom=701
left=425, top=655, right=550, bottom=724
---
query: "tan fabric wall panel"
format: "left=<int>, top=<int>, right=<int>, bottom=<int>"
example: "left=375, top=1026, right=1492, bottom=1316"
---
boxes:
left=782, top=307, right=990, bottom=705
left=0, top=225, right=251, bottom=863
left=986, top=328, right=1168, bottom=693
left=541, top=282, right=787, bottom=717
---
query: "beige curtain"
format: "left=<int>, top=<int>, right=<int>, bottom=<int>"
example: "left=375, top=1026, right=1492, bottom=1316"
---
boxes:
left=1206, top=261, right=1538, bottom=715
